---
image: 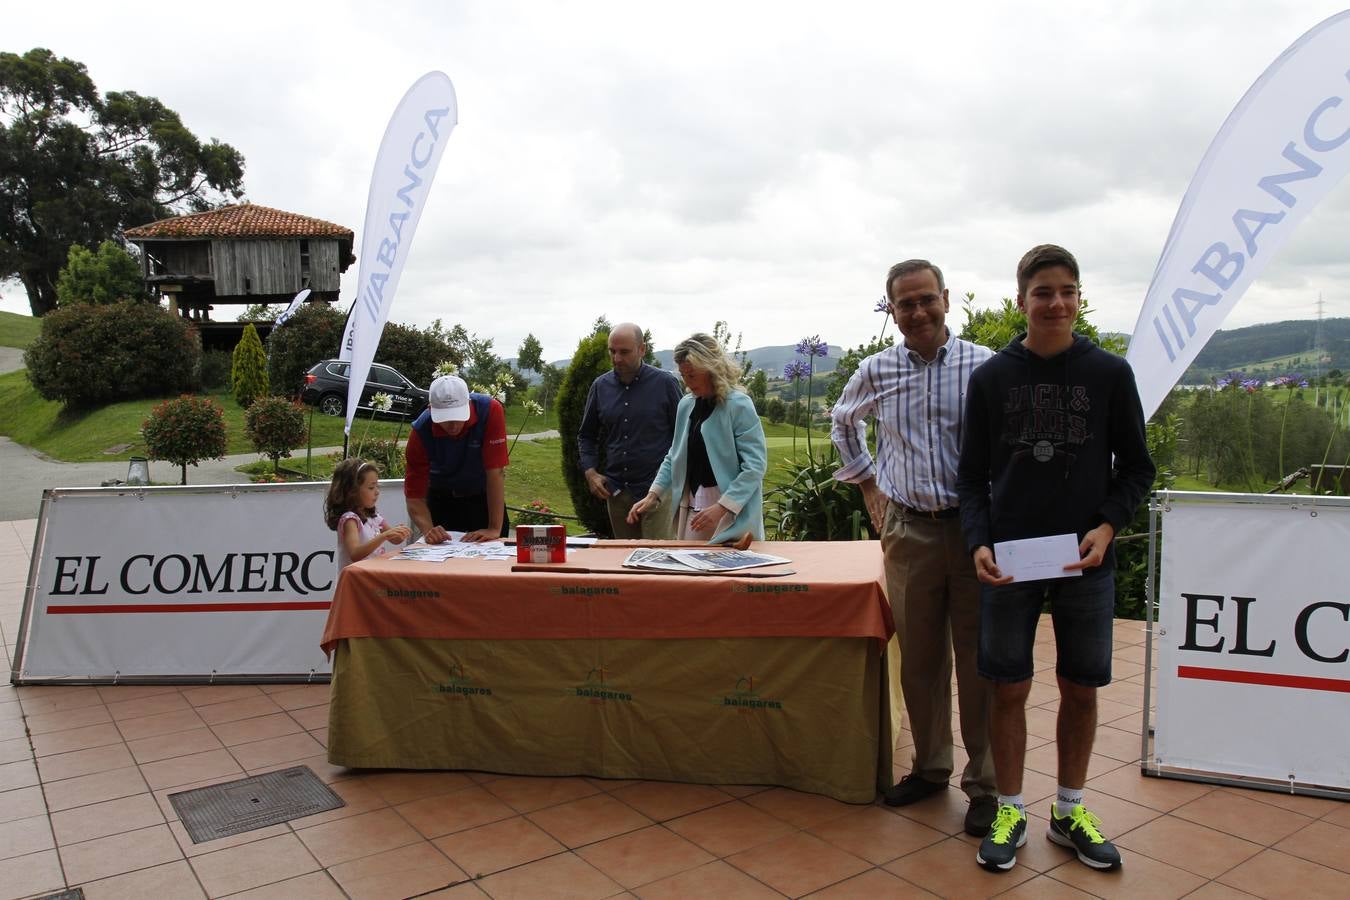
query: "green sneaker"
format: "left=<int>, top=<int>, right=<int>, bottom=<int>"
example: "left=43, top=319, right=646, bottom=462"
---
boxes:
left=976, top=804, right=1027, bottom=871
left=1048, top=804, right=1122, bottom=870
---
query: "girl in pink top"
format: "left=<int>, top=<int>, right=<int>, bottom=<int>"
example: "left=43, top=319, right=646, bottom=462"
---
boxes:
left=325, top=458, right=411, bottom=575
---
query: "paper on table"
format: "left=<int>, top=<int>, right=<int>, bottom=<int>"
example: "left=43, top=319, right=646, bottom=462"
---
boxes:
left=992, top=533, right=1083, bottom=582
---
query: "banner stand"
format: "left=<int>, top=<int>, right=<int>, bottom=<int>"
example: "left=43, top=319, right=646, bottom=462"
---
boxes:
left=1141, top=490, right=1350, bottom=802
left=12, top=483, right=348, bottom=685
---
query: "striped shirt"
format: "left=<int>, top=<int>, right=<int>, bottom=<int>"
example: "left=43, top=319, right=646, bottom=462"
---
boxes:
left=830, top=331, right=992, bottom=511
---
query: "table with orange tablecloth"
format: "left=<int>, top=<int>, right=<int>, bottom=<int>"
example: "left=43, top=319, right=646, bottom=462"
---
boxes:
left=321, top=541, right=895, bottom=803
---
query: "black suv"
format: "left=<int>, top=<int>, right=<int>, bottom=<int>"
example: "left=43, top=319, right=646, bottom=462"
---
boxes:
left=300, top=360, right=430, bottom=419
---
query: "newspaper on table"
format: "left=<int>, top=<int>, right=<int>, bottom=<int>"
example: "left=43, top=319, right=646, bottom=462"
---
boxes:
left=395, top=535, right=515, bottom=561
left=621, top=547, right=791, bottom=573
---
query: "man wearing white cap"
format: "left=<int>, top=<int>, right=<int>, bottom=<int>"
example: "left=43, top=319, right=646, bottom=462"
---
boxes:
left=404, top=374, right=510, bottom=543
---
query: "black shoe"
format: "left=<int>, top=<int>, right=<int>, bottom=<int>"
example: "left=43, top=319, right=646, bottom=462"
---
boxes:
left=976, top=804, right=1027, bottom=871
left=964, top=794, right=998, bottom=837
left=883, top=774, right=948, bottom=807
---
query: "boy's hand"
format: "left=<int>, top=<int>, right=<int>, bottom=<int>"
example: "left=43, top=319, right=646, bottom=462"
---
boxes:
left=1065, top=523, right=1115, bottom=571
left=423, top=525, right=450, bottom=544
left=973, top=546, right=1013, bottom=585
left=461, top=528, right=500, bottom=543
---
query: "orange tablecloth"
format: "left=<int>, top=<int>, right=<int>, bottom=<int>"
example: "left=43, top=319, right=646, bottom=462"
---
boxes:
left=321, top=540, right=893, bottom=653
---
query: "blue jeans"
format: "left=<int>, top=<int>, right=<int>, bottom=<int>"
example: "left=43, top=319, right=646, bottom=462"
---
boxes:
left=978, top=567, right=1115, bottom=687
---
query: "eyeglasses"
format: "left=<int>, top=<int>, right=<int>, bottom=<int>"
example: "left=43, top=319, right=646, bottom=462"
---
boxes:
left=891, top=295, right=942, bottom=315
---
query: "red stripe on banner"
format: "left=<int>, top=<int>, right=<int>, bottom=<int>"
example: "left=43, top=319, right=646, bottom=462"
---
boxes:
left=47, top=602, right=331, bottom=614
left=1178, top=665, right=1350, bottom=694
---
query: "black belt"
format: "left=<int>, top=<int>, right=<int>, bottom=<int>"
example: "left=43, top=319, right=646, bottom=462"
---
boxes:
left=898, top=504, right=960, bottom=520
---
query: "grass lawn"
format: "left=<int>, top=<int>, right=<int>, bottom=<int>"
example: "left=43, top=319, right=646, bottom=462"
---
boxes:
left=0, top=311, right=39, bottom=349
left=0, top=370, right=413, bottom=461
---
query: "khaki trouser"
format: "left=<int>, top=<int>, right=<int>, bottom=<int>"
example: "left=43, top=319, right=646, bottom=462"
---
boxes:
left=881, top=502, right=996, bottom=798
left=607, top=488, right=674, bottom=540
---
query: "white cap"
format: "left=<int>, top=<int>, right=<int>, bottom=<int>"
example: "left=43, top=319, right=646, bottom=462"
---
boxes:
left=429, top=375, right=471, bottom=423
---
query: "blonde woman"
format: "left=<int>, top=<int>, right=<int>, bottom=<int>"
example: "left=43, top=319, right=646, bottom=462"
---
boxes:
left=627, top=333, right=767, bottom=543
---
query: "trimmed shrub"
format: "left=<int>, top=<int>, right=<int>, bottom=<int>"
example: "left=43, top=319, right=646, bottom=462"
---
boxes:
left=142, top=395, right=228, bottom=485
left=231, top=322, right=269, bottom=407
left=56, top=241, right=146, bottom=306
left=25, top=301, right=200, bottom=408
left=515, top=499, right=558, bottom=525
left=356, top=438, right=405, bottom=478
left=557, top=330, right=613, bottom=536
left=244, top=396, right=308, bottom=472
left=376, top=320, right=458, bottom=389
left=267, top=303, right=346, bottom=397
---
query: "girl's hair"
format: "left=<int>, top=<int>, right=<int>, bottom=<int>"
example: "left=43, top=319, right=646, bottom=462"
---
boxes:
left=325, top=458, right=379, bottom=530
left=672, top=332, right=743, bottom=403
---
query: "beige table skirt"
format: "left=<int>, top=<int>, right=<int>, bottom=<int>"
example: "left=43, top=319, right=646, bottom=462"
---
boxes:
left=328, top=634, right=892, bottom=804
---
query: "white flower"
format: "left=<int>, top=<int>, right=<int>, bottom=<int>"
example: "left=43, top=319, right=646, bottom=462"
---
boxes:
left=370, top=392, right=393, bottom=412
left=432, top=361, right=458, bottom=378
left=524, top=400, right=544, bottom=417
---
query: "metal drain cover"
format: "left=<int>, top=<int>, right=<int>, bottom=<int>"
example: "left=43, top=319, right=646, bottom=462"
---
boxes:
left=169, top=766, right=344, bottom=843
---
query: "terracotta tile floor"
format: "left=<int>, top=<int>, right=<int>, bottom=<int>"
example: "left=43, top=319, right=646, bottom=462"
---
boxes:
left=2, top=517, right=1348, bottom=899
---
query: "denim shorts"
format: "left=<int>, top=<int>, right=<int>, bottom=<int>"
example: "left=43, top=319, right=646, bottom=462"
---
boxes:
left=978, top=567, right=1115, bottom=687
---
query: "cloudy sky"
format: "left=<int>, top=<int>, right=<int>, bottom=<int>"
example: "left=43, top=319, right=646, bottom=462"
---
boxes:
left=7, top=0, right=1350, bottom=359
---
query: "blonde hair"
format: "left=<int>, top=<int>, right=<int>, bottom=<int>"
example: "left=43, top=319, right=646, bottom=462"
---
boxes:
left=673, top=333, right=743, bottom=403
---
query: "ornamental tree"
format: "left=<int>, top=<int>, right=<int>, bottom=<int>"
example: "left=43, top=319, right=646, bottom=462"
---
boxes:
left=55, top=241, right=146, bottom=306
left=244, top=396, right=308, bottom=472
left=557, top=329, right=613, bottom=536
left=142, top=395, right=227, bottom=484
left=0, top=48, right=245, bottom=317
left=231, top=322, right=269, bottom=407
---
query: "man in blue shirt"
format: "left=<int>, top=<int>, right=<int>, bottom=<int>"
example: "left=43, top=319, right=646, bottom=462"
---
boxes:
left=578, top=323, right=683, bottom=538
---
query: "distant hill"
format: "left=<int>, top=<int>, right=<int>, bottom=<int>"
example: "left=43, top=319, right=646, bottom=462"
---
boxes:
left=1179, top=317, right=1350, bottom=382
left=651, top=344, right=843, bottom=376
left=513, top=344, right=846, bottom=382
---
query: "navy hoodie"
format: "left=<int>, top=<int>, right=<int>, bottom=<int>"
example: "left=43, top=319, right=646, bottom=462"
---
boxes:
left=956, top=334, right=1155, bottom=571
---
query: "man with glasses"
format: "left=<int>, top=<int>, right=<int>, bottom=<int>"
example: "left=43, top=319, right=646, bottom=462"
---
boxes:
left=831, top=259, right=997, bottom=837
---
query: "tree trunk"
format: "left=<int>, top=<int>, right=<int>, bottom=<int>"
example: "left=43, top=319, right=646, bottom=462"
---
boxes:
left=20, top=273, right=59, bottom=317
left=180, top=462, right=188, bottom=485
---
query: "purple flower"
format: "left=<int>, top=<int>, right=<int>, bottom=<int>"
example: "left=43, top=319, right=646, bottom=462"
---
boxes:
left=874, top=296, right=890, bottom=313
left=1299, top=379, right=1310, bottom=388
left=1241, top=379, right=1261, bottom=393
left=783, top=360, right=810, bottom=381
left=795, top=335, right=829, bottom=358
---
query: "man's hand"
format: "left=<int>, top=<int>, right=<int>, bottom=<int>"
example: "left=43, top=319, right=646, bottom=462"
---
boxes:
left=1065, top=523, right=1115, bottom=571
left=585, top=469, right=612, bottom=500
left=422, top=525, right=450, bottom=545
left=974, top=546, right=1013, bottom=585
left=860, top=480, right=888, bottom=533
left=461, top=528, right=500, bottom=543
left=626, top=493, right=659, bottom=525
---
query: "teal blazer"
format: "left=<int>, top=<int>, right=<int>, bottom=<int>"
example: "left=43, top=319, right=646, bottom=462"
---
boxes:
left=650, top=390, right=767, bottom=543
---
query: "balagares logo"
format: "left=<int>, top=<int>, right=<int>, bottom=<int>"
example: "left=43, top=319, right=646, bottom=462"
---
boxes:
left=383, top=587, right=440, bottom=600
left=570, top=666, right=632, bottom=704
left=718, top=674, right=783, bottom=711
left=434, top=660, right=492, bottom=698
left=731, top=583, right=809, bottom=594
left=550, top=584, right=621, bottom=597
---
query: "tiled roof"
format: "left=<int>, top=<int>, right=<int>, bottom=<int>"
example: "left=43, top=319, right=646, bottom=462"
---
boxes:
left=124, top=203, right=353, bottom=240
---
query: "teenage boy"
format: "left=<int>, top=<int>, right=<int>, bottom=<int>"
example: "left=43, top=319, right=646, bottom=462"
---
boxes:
left=956, top=245, right=1154, bottom=873
left=831, top=259, right=998, bottom=837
